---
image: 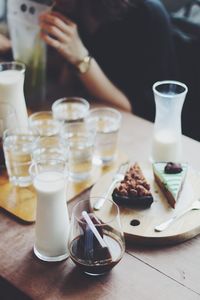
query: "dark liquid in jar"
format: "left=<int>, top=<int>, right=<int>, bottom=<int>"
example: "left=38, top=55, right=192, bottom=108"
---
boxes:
left=69, top=233, right=124, bottom=275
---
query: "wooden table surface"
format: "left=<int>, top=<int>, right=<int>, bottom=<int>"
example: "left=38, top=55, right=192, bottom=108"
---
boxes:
left=1, top=111, right=200, bottom=300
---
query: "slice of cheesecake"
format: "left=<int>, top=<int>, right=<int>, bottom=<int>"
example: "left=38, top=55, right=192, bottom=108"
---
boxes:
left=153, top=162, right=188, bottom=208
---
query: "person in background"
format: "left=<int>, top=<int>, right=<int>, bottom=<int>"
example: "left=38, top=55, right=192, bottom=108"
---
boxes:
left=40, top=0, right=177, bottom=120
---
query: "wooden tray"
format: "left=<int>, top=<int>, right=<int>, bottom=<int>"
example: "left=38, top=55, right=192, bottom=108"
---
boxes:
left=0, top=152, right=128, bottom=223
left=90, top=162, right=200, bottom=246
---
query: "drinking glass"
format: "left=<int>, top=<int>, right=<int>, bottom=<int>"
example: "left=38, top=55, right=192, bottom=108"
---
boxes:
left=28, top=111, right=61, bottom=137
left=68, top=198, right=125, bottom=276
left=0, top=102, right=17, bottom=168
left=151, top=80, right=188, bottom=162
left=60, top=122, right=95, bottom=181
left=3, top=128, right=39, bottom=186
left=32, top=136, right=68, bottom=162
left=29, top=159, right=69, bottom=262
left=88, top=107, right=121, bottom=165
left=52, top=97, right=90, bottom=123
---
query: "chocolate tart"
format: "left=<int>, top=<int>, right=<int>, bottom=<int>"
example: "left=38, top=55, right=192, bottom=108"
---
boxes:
left=112, top=192, right=153, bottom=208
left=112, top=163, right=153, bottom=208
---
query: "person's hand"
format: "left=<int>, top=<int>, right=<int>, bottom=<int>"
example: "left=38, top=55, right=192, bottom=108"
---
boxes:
left=39, top=12, right=88, bottom=65
left=0, top=34, right=11, bottom=53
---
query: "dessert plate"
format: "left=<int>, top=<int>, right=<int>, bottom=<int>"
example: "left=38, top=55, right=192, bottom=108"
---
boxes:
left=89, top=162, right=200, bottom=246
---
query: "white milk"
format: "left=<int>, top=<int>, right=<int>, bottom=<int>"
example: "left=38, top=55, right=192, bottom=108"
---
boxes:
left=33, top=171, right=69, bottom=260
left=151, top=130, right=182, bottom=162
left=0, top=70, right=28, bottom=128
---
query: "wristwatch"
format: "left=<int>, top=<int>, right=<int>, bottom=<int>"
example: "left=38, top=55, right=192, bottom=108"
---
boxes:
left=75, top=55, right=92, bottom=74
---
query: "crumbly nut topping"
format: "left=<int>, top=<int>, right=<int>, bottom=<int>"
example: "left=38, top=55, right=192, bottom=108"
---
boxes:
left=114, top=163, right=152, bottom=197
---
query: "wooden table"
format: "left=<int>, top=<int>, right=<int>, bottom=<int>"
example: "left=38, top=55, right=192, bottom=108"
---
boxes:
left=1, top=112, right=200, bottom=300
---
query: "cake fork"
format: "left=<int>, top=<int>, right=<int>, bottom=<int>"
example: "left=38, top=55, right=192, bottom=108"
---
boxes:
left=93, top=161, right=129, bottom=211
left=154, top=198, right=200, bottom=232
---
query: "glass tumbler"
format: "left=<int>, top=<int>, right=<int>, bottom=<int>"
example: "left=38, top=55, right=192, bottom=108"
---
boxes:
left=29, top=111, right=61, bottom=137
left=32, top=136, right=68, bottom=162
left=69, top=198, right=125, bottom=276
left=52, top=97, right=90, bottom=123
left=88, top=107, right=121, bottom=165
left=60, top=122, right=95, bottom=181
left=3, top=128, right=39, bottom=186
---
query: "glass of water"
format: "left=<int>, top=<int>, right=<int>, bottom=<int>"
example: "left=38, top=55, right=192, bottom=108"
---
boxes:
left=88, top=107, right=121, bottom=165
left=32, top=136, right=68, bottom=162
left=60, top=122, right=95, bottom=181
left=3, top=128, right=39, bottom=186
left=28, top=111, right=61, bottom=137
left=52, top=97, right=90, bottom=123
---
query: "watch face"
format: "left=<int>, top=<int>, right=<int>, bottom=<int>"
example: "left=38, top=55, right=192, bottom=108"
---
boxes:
left=80, top=61, right=87, bottom=73
left=78, top=56, right=91, bottom=73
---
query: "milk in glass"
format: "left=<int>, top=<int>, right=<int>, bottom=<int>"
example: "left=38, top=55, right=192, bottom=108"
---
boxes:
left=33, top=171, right=69, bottom=261
left=0, top=63, right=28, bottom=129
left=152, top=130, right=182, bottom=162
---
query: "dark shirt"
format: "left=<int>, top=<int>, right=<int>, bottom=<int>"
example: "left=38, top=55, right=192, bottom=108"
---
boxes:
left=83, top=0, right=177, bottom=121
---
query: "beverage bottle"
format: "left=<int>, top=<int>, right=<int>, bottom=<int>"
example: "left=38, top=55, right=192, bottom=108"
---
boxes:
left=151, top=80, right=188, bottom=162
left=0, top=62, right=28, bottom=129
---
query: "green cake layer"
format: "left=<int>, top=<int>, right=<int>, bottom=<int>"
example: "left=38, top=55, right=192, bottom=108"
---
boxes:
left=153, top=162, right=188, bottom=208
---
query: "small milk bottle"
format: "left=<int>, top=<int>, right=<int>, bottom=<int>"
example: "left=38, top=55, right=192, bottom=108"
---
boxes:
left=151, top=80, right=188, bottom=162
left=30, top=159, right=69, bottom=262
left=0, top=62, right=28, bottom=129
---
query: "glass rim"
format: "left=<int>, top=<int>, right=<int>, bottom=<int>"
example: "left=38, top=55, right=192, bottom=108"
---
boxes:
left=61, top=122, right=96, bottom=136
left=61, top=131, right=96, bottom=142
left=72, top=198, right=120, bottom=226
left=28, top=111, right=53, bottom=121
left=0, top=61, right=26, bottom=73
left=36, top=135, right=61, bottom=143
left=8, top=160, right=32, bottom=167
left=29, top=159, right=67, bottom=181
left=3, top=128, right=39, bottom=140
left=52, top=96, right=90, bottom=111
left=153, top=80, right=188, bottom=97
left=29, top=119, right=60, bottom=126
left=89, top=106, right=122, bottom=121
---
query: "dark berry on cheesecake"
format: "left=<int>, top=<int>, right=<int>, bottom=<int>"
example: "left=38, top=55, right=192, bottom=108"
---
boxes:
left=164, top=162, right=183, bottom=174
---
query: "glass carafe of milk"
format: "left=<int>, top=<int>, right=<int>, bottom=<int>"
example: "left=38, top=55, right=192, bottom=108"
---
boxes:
left=151, top=80, right=188, bottom=162
left=29, top=159, right=69, bottom=262
left=0, top=62, right=28, bottom=129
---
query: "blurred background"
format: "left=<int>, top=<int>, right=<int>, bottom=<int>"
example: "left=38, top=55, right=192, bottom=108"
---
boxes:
left=0, top=0, right=200, bottom=142
left=161, top=0, right=200, bottom=143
